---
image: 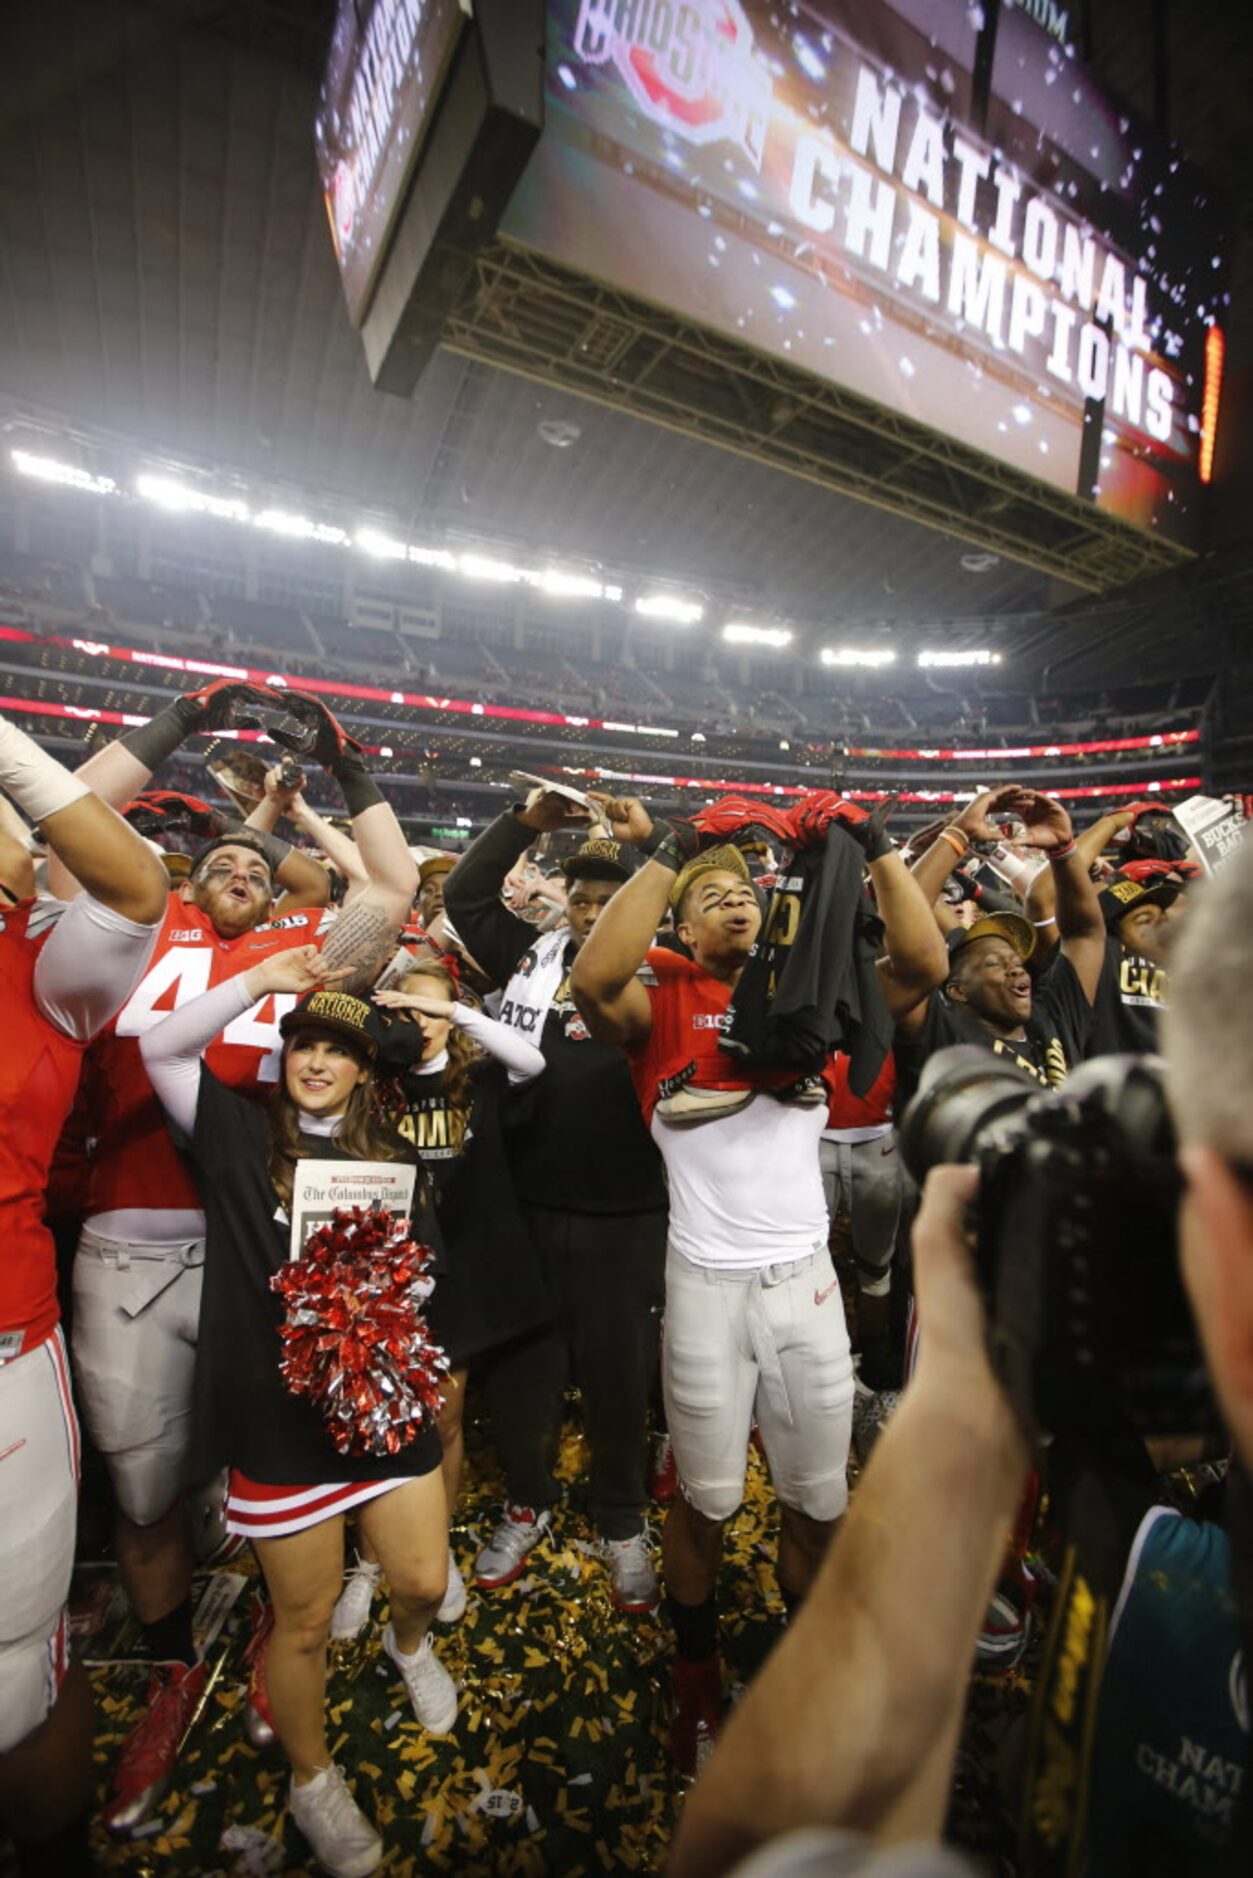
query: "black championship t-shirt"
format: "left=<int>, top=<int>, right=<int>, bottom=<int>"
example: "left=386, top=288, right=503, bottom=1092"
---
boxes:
left=1086, top=933, right=1165, bottom=1057
left=895, top=951, right=1095, bottom=1111
left=505, top=949, right=668, bottom=1216
left=397, top=1061, right=550, bottom=1364
left=187, top=1068, right=441, bottom=1487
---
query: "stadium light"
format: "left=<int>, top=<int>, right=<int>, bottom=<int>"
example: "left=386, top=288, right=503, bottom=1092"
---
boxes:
left=531, top=568, right=608, bottom=600
left=11, top=449, right=116, bottom=496
left=253, top=510, right=350, bottom=546
left=137, top=474, right=249, bottom=522
left=10, top=439, right=684, bottom=624
left=723, top=623, right=793, bottom=648
left=459, top=552, right=522, bottom=583
left=821, top=647, right=896, bottom=668
left=634, top=594, right=704, bottom=625
left=355, top=526, right=408, bottom=559
left=917, top=649, right=1003, bottom=668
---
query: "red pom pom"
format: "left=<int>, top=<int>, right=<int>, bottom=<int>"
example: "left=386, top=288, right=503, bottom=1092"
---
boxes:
left=270, top=1205, right=448, bottom=1457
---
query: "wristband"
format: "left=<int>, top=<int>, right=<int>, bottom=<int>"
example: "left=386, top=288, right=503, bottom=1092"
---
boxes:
left=255, top=830, right=293, bottom=872
left=330, top=752, right=385, bottom=818
left=650, top=830, right=686, bottom=874
left=0, top=718, right=92, bottom=826
left=1048, top=840, right=1077, bottom=863
left=936, top=828, right=969, bottom=859
left=638, top=818, right=673, bottom=857
left=118, top=696, right=203, bottom=773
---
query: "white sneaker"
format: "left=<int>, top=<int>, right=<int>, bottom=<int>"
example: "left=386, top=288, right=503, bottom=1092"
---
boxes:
left=437, top=1548, right=467, bottom=1624
left=382, top=1623, right=458, bottom=1735
left=331, top=1556, right=382, bottom=1641
left=288, top=1763, right=382, bottom=1878
left=474, top=1503, right=552, bottom=1586
left=597, top=1528, right=659, bottom=1613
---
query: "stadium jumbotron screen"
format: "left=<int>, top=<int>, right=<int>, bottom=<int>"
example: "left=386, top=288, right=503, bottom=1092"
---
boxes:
left=315, top=0, right=470, bottom=328
left=501, top=0, right=1231, bottom=545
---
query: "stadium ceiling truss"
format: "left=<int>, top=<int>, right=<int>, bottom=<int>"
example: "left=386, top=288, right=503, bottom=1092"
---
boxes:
left=441, top=240, right=1191, bottom=598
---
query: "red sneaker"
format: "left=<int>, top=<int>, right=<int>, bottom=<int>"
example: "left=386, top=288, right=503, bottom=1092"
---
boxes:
left=650, top=1433, right=678, bottom=1505
left=243, top=1596, right=277, bottom=1748
left=104, top=1657, right=208, bottom=1835
left=670, top=1655, right=723, bottom=1777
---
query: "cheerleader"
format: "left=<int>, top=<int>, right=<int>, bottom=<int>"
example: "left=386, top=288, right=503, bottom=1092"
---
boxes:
left=331, top=957, right=550, bottom=1637
left=140, top=947, right=453, bottom=1878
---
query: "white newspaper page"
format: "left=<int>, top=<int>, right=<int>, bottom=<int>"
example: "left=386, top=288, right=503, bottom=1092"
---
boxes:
left=1173, top=794, right=1247, bottom=876
left=289, top=1159, right=418, bottom=1262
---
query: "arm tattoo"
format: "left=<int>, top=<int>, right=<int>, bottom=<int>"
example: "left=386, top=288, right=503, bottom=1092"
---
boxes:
left=320, top=897, right=400, bottom=994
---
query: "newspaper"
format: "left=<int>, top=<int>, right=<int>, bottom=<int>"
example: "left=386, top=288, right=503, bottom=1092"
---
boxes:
left=1173, top=794, right=1246, bottom=876
left=288, top=1158, right=418, bottom=1262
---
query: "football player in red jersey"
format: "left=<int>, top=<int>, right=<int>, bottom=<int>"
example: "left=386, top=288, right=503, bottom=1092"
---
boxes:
left=0, top=713, right=168, bottom=1878
left=52, top=683, right=419, bottom=1833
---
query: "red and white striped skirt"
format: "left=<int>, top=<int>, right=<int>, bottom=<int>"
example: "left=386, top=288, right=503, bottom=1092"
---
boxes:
left=224, top=1471, right=415, bottom=1540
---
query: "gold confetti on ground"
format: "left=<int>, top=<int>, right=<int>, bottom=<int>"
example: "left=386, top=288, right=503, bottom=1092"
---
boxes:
left=34, top=1400, right=1027, bottom=1875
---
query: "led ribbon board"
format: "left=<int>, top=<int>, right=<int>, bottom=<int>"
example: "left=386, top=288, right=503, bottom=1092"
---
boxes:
left=502, top=0, right=1230, bottom=543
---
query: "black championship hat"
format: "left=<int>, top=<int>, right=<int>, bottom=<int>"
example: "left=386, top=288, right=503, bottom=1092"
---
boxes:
left=1099, top=872, right=1180, bottom=930
left=279, top=988, right=380, bottom=1060
left=561, top=837, right=636, bottom=885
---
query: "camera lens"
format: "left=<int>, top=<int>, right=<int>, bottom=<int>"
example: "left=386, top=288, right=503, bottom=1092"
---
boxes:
left=898, top=1045, right=1040, bottom=1182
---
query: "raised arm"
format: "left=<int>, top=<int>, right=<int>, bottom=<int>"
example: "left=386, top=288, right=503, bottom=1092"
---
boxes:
left=1024, top=807, right=1133, bottom=950
left=240, top=764, right=332, bottom=914
left=290, top=800, right=369, bottom=901
left=1014, top=792, right=1106, bottom=1003
left=908, top=785, right=1027, bottom=913
left=444, top=790, right=589, bottom=986
left=870, top=847, right=950, bottom=1022
left=374, top=985, right=547, bottom=1084
left=45, top=680, right=268, bottom=901
left=140, top=944, right=340, bottom=1133
left=0, top=716, right=167, bottom=930
left=283, top=702, right=417, bottom=993
left=570, top=855, right=667, bottom=1049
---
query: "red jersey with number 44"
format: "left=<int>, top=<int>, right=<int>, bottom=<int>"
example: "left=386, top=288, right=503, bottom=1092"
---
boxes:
left=84, top=893, right=331, bottom=1220
left=0, top=902, right=88, bottom=1347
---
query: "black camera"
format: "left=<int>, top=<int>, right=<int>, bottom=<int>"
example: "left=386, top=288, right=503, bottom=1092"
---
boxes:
left=899, top=1047, right=1214, bottom=1441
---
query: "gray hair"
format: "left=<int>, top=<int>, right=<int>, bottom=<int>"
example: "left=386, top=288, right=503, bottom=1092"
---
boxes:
left=1163, top=839, right=1253, bottom=1158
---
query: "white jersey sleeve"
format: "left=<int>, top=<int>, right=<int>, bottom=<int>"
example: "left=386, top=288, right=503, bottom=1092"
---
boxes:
left=32, top=892, right=160, bottom=1043
left=140, top=974, right=258, bottom=1135
left=452, top=999, right=546, bottom=1085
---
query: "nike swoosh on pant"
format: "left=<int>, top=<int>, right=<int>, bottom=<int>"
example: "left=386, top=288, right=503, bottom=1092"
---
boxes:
left=813, top=1280, right=839, bottom=1306
left=0, top=1439, right=27, bottom=1463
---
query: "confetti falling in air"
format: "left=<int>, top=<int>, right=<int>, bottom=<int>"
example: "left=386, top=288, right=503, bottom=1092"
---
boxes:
left=66, top=1375, right=1033, bottom=1875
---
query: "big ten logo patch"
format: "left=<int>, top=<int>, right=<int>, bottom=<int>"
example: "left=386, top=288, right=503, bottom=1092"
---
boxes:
left=573, top=0, right=773, bottom=169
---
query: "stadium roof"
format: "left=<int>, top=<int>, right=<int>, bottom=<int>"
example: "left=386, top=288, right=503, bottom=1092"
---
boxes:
left=1, top=0, right=1250, bottom=669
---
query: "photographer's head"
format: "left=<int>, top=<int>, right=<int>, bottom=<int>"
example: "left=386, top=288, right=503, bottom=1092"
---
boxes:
left=1165, top=843, right=1253, bottom=1466
left=942, top=914, right=1036, bottom=1034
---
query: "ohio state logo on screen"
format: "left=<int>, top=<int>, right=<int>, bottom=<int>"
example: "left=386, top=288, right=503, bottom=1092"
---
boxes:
left=574, top=0, right=772, bottom=169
